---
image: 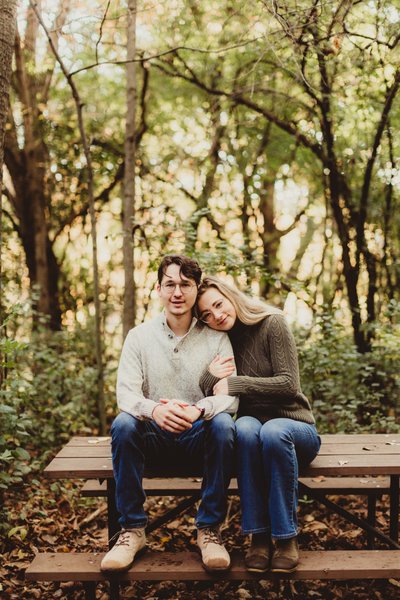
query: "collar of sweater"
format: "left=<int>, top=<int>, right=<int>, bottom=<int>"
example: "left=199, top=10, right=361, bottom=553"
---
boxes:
left=159, top=311, right=200, bottom=338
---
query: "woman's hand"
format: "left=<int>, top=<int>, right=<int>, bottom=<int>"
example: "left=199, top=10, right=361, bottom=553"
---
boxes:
left=213, top=377, right=229, bottom=395
left=208, top=354, right=235, bottom=379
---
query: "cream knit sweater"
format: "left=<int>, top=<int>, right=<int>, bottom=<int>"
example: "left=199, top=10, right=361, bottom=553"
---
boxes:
left=117, top=312, right=238, bottom=420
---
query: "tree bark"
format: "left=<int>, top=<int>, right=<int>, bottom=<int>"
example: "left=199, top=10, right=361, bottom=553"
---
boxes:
left=0, top=0, right=18, bottom=314
left=122, top=0, right=138, bottom=338
left=3, top=12, right=63, bottom=329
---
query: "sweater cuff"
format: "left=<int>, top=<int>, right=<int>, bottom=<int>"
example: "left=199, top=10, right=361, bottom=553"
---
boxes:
left=200, top=370, right=220, bottom=393
left=141, top=400, right=159, bottom=420
left=195, top=398, right=213, bottom=419
left=227, top=376, right=245, bottom=396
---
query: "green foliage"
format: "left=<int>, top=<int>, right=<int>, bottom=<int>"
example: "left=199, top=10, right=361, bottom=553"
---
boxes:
left=0, top=315, right=32, bottom=493
left=0, top=306, right=105, bottom=489
left=298, top=307, right=400, bottom=434
left=21, top=328, right=100, bottom=450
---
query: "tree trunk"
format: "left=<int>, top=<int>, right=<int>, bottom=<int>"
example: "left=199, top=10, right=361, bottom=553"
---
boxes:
left=3, top=21, right=62, bottom=329
left=122, top=0, right=137, bottom=338
left=259, top=177, right=280, bottom=297
left=0, top=0, right=18, bottom=315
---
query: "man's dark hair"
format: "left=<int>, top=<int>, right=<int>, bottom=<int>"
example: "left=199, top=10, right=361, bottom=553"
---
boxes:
left=157, top=254, right=202, bottom=286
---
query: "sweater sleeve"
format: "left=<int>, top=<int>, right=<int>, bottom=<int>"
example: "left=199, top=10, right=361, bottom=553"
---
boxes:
left=227, top=315, right=300, bottom=402
left=116, top=329, right=158, bottom=419
left=199, top=368, right=220, bottom=397
left=197, top=332, right=238, bottom=418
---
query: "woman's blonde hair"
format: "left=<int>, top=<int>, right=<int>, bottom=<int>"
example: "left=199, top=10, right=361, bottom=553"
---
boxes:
left=196, top=275, right=282, bottom=326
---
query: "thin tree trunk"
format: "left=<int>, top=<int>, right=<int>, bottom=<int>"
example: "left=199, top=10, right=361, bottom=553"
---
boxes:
left=0, top=0, right=18, bottom=318
left=122, top=0, right=137, bottom=338
left=30, top=1, right=106, bottom=434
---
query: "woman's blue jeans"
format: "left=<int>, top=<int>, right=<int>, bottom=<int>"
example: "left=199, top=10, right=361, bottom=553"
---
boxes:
left=236, top=416, right=321, bottom=539
left=111, top=411, right=235, bottom=530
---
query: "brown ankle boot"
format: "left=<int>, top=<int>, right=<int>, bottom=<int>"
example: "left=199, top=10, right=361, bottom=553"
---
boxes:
left=271, top=537, right=299, bottom=573
left=244, top=532, right=272, bottom=572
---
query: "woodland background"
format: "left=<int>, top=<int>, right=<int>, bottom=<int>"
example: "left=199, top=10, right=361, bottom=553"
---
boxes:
left=0, top=1, right=399, bottom=598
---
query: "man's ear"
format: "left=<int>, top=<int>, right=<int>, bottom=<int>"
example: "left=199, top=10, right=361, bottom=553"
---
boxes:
left=155, top=281, right=161, bottom=297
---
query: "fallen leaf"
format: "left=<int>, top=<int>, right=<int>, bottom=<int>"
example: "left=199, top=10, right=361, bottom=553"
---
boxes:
left=166, top=519, right=181, bottom=529
left=41, top=533, right=57, bottom=544
left=237, top=589, right=252, bottom=599
left=389, top=579, right=400, bottom=588
left=338, top=460, right=349, bottom=466
left=340, top=528, right=362, bottom=539
left=303, top=520, right=328, bottom=532
left=304, top=514, right=315, bottom=522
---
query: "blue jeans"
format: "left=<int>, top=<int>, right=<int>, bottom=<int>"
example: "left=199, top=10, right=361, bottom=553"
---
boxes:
left=111, top=411, right=235, bottom=529
left=236, top=416, right=321, bottom=539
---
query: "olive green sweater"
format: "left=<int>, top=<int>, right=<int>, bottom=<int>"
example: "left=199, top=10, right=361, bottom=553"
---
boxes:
left=200, top=314, right=315, bottom=425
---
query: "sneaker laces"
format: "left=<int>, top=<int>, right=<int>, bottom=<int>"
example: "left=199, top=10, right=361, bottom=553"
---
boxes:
left=201, top=528, right=222, bottom=545
left=115, top=531, right=132, bottom=547
left=109, top=529, right=141, bottom=548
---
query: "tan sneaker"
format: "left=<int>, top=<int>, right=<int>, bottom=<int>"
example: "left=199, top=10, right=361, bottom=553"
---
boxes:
left=245, top=532, right=272, bottom=572
left=197, top=526, right=230, bottom=572
left=270, top=537, right=299, bottom=573
left=100, top=528, right=146, bottom=572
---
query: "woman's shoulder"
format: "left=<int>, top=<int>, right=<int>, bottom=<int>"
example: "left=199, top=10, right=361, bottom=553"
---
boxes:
left=260, top=312, right=287, bottom=329
left=258, top=313, right=293, bottom=342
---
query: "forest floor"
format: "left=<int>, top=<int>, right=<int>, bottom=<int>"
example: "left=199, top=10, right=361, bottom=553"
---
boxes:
left=1, top=474, right=400, bottom=600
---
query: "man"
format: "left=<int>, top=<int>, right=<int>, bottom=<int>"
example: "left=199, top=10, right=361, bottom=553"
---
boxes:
left=100, top=255, right=238, bottom=573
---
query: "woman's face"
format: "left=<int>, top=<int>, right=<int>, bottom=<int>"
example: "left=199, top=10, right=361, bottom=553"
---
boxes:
left=197, top=288, right=237, bottom=331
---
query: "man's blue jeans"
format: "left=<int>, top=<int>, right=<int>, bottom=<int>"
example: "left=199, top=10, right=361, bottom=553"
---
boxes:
left=236, top=416, right=321, bottom=539
left=111, top=411, right=235, bottom=530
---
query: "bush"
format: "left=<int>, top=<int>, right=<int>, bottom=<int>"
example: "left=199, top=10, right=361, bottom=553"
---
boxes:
left=297, top=309, right=400, bottom=434
left=0, top=323, right=32, bottom=493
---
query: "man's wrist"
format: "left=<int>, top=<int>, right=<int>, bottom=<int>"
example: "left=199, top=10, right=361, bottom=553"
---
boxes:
left=196, top=406, right=205, bottom=419
left=152, top=404, right=161, bottom=419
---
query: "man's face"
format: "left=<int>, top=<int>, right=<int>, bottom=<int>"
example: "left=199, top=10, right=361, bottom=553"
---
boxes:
left=157, top=263, right=198, bottom=318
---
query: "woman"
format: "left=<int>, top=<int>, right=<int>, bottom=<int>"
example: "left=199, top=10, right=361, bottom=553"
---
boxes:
left=197, top=276, right=320, bottom=573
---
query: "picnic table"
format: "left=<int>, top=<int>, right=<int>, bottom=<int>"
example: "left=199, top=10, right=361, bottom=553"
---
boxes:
left=26, top=432, right=400, bottom=599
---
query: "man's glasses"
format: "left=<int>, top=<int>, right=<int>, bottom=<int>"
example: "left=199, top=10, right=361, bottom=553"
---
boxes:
left=161, top=281, right=197, bottom=294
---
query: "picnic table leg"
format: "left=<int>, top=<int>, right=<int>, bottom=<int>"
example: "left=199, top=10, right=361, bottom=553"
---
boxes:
left=367, top=495, right=377, bottom=549
left=107, top=478, right=120, bottom=600
left=389, top=475, right=399, bottom=543
left=107, top=478, right=120, bottom=542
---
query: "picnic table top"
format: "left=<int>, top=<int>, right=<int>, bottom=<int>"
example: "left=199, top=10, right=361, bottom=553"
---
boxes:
left=43, top=433, right=400, bottom=479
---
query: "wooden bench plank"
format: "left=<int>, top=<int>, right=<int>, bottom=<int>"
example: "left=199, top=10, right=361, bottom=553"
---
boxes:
left=65, top=434, right=400, bottom=447
left=56, top=442, right=400, bottom=459
left=81, top=478, right=239, bottom=497
left=80, top=476, right=394, bottom=498
left=320, top=434, right=400, bottom=444
left=300, top=476, right=393, bottom=493
left=44, top=454, right=400, bottom=479
left=25, top=550, right=400, bottom=582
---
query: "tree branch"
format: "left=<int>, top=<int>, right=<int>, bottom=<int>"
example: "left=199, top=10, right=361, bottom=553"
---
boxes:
left=153, top=56, right=326, bottom=163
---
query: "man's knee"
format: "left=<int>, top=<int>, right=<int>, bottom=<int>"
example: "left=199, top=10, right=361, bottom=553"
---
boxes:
left=111, top=411, right=142, bottom=443
left=206, top=412, right=235, bottom=445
